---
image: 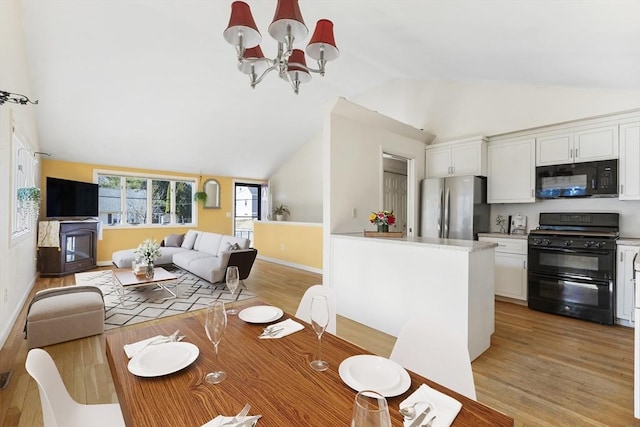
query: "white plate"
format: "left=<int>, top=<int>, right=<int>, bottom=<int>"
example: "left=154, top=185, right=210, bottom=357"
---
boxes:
left=338, top=355, right=411, bottom=397
left=238, top=305, right=284, bottom=323
left=128, top=342, right=199, bottom=377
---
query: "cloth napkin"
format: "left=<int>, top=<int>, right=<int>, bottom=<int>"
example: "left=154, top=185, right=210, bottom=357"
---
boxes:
left=400, top=384, right=462, bottom=427
left=258, top=318, right=304, bottom=339
left=123, top=335, right=170, bottom=358
left=201, top=414, right=261, bottom=427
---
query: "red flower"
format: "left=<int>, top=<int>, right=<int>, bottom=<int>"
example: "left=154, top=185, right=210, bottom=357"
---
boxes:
left=387, top=215, right=396, bottom=225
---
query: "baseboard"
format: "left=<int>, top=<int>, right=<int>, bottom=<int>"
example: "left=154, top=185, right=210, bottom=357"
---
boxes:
left=0, top=275, right=36, bottom=350
left=256, top=255, right=323, bottom=275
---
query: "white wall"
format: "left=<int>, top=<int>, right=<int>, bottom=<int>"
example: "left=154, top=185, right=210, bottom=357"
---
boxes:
left=268, top=133, right=322, bottom=223
left=0, top=0, right=41, bottom=348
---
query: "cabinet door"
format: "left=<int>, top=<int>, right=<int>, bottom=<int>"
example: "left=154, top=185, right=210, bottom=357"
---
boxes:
left=619, top=122, right=640, bottom=200
left=616, top=246, right=640, bottom=322
left=425, top=148, right=452, bottom=178
left=494, top=252, right=528, bottom=300
left=574, top=125, right=618, bottom=162
left=451, top=143, right=481, bottom=176
left=536, top=133, right=573, bottom=165
left=488, top=138, right=535, bottom=203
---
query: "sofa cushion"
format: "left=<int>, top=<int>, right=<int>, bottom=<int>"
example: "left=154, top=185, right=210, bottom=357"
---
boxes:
left=181, top=230, right=199, bottom=249
left=195, top=232, right=223, bottom=256
left=165, top=233, right=185, bottom=247
left=188, top=256, right=226, bottom=283
left=172, top=250, right=215, bottom=270
left=217, top=235, right=250, bottom=256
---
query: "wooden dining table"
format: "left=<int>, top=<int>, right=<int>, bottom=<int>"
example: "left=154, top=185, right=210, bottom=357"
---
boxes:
left=105, top=299, right=514, bottom=427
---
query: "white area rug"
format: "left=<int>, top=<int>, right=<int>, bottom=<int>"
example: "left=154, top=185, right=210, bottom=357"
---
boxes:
left=75, top=267, right=254, bottom=330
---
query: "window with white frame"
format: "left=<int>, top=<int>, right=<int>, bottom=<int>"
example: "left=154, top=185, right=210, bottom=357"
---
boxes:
left=11, top=129, right=36, bottom=237
left=96, top=171, right=197, bottom=226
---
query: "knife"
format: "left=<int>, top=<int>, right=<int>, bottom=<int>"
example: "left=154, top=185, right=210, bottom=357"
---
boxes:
left=408, top=406, right=431, bottom=427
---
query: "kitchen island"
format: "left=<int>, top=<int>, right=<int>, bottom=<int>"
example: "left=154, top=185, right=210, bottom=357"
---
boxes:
left=329, top=233, right=497, bottom=360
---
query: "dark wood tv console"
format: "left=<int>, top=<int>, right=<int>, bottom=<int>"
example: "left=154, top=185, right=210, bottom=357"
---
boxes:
left=38, top=221, right=98, bottom=277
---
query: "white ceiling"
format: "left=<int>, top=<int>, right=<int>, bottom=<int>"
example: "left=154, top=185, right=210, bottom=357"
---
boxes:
left=19, top=0, right=640, bottom=179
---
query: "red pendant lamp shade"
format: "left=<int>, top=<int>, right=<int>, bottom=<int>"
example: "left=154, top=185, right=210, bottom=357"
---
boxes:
left=283, top=49, right=311, bottom=83
left=223, top=1, right=261, bottom=48
left=306, top=19, right=339, bottom=61
left=237, top=46, right=270, bottom=76
left=268, top=0, right=308, bottom=44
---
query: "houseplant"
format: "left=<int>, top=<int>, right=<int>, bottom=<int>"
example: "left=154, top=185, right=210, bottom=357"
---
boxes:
left=272, top=204, right=290, bottom=221
left=369, top=210, right=395, bottom=232
left=17, top=187, right=41, bottom=228
left=193, top=191, right=207, bottom=203
left=134, top=238, right=161, bottom=278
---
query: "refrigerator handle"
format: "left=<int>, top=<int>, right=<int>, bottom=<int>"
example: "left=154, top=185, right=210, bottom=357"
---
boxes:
left=444, top=187, right=450, bottom=238
left=437, top=188, right=443, bottom=237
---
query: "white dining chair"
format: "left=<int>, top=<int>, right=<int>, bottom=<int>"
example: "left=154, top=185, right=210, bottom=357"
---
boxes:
left=25, top=348, right=126, bottom=427
left=295, top=284, right=337, bottom=334
left=390, top=316, right=477, bottom=400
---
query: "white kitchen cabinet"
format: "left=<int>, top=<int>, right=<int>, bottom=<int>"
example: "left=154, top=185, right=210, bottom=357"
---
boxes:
left=426, top=137, right=487, bottom=178
left=619, top=121, right=640, bottom=201
left=487, top=138, right=535, bottom=203
left=478, top=236, right=528, bottom=301
left=617, top=245, right=640, bottom=324
left=536, top=125, right=618, bottom=166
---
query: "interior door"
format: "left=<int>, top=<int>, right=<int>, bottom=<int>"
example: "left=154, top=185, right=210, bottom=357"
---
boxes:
left=383, top=171, right=407, bottom=233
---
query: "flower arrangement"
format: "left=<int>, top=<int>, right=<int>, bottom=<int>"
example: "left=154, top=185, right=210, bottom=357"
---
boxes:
left=134, top=238, right=161, bottom=265
left=496, top=215, right=507, bottom=233
left=369, top=210, right=396, bottom=226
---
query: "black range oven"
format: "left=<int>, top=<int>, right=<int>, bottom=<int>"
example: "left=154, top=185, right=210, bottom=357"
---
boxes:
left=528, top=212, right=619, bottom=325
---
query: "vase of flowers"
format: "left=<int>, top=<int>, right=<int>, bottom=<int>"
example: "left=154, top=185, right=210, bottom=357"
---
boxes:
left=134, top=238, right=161, bottom=279
left=496, top=215, right=507, bottom=234
left=369, top=210, right=395, bottom=232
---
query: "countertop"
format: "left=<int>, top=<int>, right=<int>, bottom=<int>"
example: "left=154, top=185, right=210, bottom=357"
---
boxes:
left=478, top=232, right=528, bottom=240
left=331, top=232, right=498, bottom=252
left=618, top=238, right=640, bottom=246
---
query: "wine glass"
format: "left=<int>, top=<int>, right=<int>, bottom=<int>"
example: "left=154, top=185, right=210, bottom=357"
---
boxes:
left=225, top=266, right=240, bottom=315
left=351, top=390, right=391, bottom=427
left=310, top=295, right=329, bottom=371
left=204, top=301, right=227, bottom=384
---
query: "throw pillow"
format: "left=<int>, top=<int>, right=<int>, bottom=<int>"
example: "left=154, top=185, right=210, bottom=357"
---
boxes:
left=181, top=230, right=199, bottom=250
left=165, top=233, right=185, bottom=248
left=230, top=242, right=241, bottom=251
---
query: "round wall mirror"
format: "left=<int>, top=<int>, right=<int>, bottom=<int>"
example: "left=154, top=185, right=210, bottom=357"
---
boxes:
left=203, top=179, right=220, bottom=209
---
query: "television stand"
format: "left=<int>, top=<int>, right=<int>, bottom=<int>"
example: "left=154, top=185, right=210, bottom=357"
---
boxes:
left=38, top=220, right=98, bottom=277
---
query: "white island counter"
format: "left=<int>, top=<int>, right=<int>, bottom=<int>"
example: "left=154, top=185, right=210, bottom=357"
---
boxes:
left=329, top=233, right=497, bottom=361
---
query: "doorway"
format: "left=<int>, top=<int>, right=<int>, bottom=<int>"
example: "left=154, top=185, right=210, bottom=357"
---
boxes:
left=233, top=182, right=262, bottom=244
left=382, top=154, right=409, bottom=234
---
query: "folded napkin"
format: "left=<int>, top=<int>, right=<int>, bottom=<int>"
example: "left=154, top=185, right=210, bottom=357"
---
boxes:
left=123, top=335, right=169, bottom=358
left=400, top=384, right=462, bottom=427
left=258, top=318, right=304, bottom=339
left=201, top=414, right=261, bottom=427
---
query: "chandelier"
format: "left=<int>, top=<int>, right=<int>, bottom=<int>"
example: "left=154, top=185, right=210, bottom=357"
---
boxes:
left=223, top=0, right=339, bottom=94
left=0, top=90, right=39, bottom=106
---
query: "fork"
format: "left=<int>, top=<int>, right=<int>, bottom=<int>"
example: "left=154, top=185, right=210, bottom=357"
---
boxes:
left=137, top=330, right=180, bottom=353
left=259, top=327, right=283, bottom=338
left=220, top=403, right=251, bottom=426
left=424, top=415, right=436, bottom=426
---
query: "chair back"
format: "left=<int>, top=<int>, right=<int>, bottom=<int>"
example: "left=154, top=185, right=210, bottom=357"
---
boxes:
left=390, top=317, right=477, bottom=400
left=25, top=348, right=77, bottom=427
left=227, top=248, right=258, bottom=280
left=295, top=284, right=337, bottom=334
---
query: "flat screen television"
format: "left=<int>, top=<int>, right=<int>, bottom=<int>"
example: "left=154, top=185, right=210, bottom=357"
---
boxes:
left=46, top=177, right=99, bottom=218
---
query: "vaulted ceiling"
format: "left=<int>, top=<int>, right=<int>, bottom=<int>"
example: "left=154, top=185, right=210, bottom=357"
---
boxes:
left=18, top=0, right=640, bottom=179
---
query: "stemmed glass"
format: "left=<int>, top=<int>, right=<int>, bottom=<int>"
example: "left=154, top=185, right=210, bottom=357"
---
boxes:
left=225, top=266, right=240, bottom=315
left=351, top=390, right=392, bottom=427
left=309, top=295, right=329, bottom=371
left=204, top=301, right=227, bottom=384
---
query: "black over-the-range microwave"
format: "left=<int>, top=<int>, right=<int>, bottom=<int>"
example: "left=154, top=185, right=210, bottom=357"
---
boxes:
left=535, top=159, right=618, bottom=199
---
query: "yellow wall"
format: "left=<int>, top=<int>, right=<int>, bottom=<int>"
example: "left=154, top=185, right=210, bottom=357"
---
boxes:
left=253, top=221, right=323, bottom=269
left=41, top=159, right=235, bottom=263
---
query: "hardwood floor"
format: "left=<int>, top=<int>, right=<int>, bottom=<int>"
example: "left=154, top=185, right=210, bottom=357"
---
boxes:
left=0, top=259, right=637, bottom=426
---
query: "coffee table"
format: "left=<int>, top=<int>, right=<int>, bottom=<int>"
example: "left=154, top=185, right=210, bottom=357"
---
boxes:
left=112, top=267, right=178, bottom=305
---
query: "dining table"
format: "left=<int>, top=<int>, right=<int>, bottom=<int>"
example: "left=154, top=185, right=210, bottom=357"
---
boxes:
left=105, top=299, right=514, bottom=427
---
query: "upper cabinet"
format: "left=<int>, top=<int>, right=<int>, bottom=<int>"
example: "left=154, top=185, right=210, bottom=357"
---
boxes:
left=425, top=137, right=487, bottom=178
left=619, top=121, right=640, bottom=200
left=536, top=125, right=618, bottom=166
left=487, top=138, right=535, bottom=204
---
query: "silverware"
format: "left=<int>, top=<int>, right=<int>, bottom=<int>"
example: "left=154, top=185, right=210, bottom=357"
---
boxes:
left=424, top=415, right=436, bottom=426
left=399, top=401, right=428, bottom=420
left=234, top=415, right=261, bottom=427
left=220, top=403, right=251, bottom=426
left=408, top=406, right=431, bottom=427
left=259, top=327, right=283, bottom=337
left=136, top=330, right=180, bottom=353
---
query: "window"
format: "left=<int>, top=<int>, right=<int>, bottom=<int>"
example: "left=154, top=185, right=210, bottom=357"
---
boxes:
left=96, top=171, right=196, bottom=227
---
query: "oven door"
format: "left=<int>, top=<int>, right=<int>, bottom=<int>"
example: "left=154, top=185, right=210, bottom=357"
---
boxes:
left=528, top=246, right=614, bottom=281
left=528, top=271, right=614, bottom=324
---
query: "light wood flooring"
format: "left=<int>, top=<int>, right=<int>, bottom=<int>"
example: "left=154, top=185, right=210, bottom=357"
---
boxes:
left=0, top=259, right=637, bottom=426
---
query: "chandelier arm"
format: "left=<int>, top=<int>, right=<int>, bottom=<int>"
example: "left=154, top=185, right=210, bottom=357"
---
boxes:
left=0, top=90, right=39, bottom=106
left=251, top=64, right=278, bottom=88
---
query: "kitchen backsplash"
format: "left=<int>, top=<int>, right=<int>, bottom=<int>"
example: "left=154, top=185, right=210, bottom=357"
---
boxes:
left=490, top=198, right=640, bottom=238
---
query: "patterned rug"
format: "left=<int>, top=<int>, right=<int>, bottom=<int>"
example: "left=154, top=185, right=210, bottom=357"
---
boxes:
left=74, top=266, right=254, bottom=330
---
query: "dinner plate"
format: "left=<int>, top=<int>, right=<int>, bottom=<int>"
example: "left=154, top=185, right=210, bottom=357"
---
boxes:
left=338, top=355, right=411, bottom=397
left=128, top=342, right=199, bottom=377
left=238, top=305, right=284, bottom=323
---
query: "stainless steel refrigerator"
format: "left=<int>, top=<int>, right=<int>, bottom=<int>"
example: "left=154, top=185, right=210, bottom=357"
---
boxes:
left=420, top=175, right=490, bottom=240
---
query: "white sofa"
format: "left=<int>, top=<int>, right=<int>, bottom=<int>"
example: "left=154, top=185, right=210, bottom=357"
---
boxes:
left=112, top=230, right=254, bottom=283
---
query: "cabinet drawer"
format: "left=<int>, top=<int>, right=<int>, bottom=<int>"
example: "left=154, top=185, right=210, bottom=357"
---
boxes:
left=479, top=237, right=527, bottom=254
